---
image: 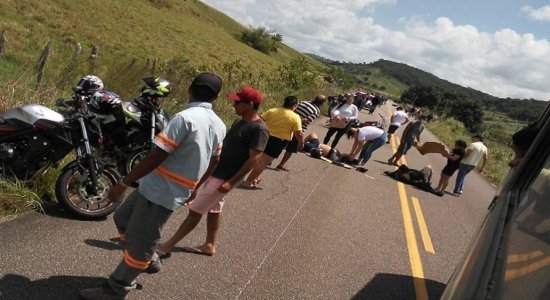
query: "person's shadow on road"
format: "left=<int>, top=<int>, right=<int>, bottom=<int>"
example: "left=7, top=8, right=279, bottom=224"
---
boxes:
left=0, top=273, right=106, bottom=300
left=351, top=273, right=446, bottom=300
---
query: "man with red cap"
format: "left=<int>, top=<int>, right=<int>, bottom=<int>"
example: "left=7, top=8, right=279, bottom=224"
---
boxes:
left=156, top=86, right=269, bottom=257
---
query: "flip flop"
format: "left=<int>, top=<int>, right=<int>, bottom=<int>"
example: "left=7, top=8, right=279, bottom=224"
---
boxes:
left=239, top=183, right=260, bottom=190
left=182, top=246, right=214, bottom=257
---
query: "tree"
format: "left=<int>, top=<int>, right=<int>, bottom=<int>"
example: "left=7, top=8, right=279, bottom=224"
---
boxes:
left=322, top=65, right=354, bottom=89
left=400, top=85, right=442, bottom=108
left=449, top=99, right=484, bottom=133
left=239, top=26, right=282, bottom=54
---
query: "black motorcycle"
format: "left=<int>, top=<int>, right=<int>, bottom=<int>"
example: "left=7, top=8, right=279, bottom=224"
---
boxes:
left=0, top=88, right=121, bottom=220
left=86, top=77, right=170, bottom=176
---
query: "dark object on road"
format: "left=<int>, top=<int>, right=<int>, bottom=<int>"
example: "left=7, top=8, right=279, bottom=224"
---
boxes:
left=383, top=165, right=434, bottom=193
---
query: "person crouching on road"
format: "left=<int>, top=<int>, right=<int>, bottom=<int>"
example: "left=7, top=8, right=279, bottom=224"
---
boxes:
left=156, top=87, right=269, bottom=258
left=241, top=96, right=303, bottom=189
left=347, top=125, right=387, bottom=172
left=276, top=94, right=326, bottom=171
left=79, top=72, right=226, bottom=300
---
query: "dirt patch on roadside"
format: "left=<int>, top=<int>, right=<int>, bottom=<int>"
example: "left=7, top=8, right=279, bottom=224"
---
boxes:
left=0, top=214, right=17, bottom=224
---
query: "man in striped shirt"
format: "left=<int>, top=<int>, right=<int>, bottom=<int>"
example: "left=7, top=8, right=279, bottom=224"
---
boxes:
left=276, top=94, right=326, bottom=171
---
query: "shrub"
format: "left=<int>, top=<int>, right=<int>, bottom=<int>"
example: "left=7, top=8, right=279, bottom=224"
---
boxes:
left=239, top=26, right=281, bottom=54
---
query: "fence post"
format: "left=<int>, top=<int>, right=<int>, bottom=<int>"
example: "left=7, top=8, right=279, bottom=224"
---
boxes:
left=0, top=30, right=6, bottom=58
left=36, top=41, right=52, bottom=91
left=151, top=57, right=158, bottom=75
left=89, top=44, right=98, bottom=73
left=59, top=42, right=82, bottom=90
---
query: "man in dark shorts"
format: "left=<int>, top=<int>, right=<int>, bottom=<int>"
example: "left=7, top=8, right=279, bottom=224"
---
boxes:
left=276, top=95, right=326, bottom=171
left=387, top=106, right=409, bottom=144
left=156, top=86, right=269, bottom=257
left=388, top=116, right=426, bottom=166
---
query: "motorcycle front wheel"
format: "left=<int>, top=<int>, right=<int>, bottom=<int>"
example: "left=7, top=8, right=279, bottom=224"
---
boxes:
left=55, top=164, right=120, bottom=220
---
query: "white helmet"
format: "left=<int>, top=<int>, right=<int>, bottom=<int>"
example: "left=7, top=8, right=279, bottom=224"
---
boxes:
left=76, top=75, right=104, bottom=94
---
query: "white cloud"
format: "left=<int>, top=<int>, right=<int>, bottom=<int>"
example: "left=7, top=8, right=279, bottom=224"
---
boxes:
left=522, top=5, right=550, bottom=22
left=204, top=0, right=550, bottom=100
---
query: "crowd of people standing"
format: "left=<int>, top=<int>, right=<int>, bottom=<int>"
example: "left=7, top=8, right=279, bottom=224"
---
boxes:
left=79, top=73, right=489, bottom=300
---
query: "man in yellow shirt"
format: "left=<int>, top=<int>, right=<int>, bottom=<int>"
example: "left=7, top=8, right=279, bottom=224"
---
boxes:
left=241, top=96, right=303, bottom=188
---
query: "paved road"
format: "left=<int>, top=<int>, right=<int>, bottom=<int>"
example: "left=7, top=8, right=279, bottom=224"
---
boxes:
left=0, top=102, right=497, bottom=300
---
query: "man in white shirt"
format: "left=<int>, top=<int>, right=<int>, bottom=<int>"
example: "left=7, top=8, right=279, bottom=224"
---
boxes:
left=453, top=134, right=489, bottom=195
left=387, top=106, right=409, bottom=144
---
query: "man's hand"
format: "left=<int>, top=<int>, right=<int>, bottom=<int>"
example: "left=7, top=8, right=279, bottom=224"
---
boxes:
left=218, top=181, right=233, bottom=193
left=107, top=183, right=127, bottom=203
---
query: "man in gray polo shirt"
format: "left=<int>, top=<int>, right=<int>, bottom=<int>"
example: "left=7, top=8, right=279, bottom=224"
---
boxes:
left=80, top=72, right=226, bottom=300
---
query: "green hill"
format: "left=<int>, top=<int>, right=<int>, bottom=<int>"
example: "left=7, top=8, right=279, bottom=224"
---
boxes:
left=325, top=58, right=547, bottom=122
left=0, top=0, right=328, bottom=121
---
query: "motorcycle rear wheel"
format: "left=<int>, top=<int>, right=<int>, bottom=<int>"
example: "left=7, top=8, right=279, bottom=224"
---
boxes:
left=55, top=165, right=120, bottom=220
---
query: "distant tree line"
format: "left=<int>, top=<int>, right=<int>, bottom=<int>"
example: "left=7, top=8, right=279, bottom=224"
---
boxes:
left=328, top=58, right=546, bottom=123
left=400, top=85, right=484, bottom=133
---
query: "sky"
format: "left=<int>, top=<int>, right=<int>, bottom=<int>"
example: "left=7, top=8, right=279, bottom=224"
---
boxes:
left=202, top=0, right=550, bottom=101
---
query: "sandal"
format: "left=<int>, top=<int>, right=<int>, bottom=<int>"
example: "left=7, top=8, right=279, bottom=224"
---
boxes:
left=239, top=182, right=259, bottom=190
left=276, top=165, right=289, bottom=171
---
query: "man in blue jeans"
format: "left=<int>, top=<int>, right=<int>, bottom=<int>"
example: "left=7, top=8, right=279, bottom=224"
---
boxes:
left=453, top=134, right=488, bottom=195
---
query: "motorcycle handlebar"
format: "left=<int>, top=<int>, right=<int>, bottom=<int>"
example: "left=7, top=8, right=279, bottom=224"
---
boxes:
left=55, top=99, right=76, bottom=108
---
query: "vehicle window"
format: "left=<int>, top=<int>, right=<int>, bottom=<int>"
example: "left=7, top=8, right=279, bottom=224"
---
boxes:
left=501, top=157, right=550, bottom=299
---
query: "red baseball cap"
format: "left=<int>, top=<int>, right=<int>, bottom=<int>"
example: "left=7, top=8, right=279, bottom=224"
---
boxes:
left=227, top=87, right=263, bottom=104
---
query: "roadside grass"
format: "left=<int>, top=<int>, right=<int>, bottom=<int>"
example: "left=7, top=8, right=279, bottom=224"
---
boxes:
left=426, top=117, right=515, bottom=185
left=0, top=179, right=43, bottom=216
left=0, top=0, right=340, bottom=217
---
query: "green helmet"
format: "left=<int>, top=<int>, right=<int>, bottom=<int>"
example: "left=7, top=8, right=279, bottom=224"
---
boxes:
left=141, top=76, right=172, bottom=98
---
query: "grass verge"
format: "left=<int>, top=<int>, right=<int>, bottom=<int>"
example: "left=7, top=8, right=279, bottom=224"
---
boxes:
left=426, top=117, right=514, bottom=185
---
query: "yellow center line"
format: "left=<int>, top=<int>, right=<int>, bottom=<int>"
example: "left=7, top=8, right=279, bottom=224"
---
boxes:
left=411, top=196, right=435, bottom=254
left=397, top=181, right=429, bottom=300
left=387, top=104, right=429, bottom=300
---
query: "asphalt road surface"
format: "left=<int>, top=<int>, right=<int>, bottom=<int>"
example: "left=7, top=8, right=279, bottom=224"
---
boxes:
left=0, top=101, right=497, bottom=300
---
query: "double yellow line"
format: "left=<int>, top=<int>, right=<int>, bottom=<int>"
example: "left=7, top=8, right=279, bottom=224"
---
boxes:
left=387, top=108, right=435, bottom=300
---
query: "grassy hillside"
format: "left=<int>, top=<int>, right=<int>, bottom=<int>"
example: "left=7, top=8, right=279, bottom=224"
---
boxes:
left=0, top=0, right=302, bottom=70
left=0, top=0, right=328, bottom=120
left=0, top=0, right=336, bottom=216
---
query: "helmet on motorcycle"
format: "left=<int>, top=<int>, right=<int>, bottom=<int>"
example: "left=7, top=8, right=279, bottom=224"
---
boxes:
left=140, top=77, right=172, bottom=98
left=310, top=147, right=323, bottom=159
left=89, top=91, right=122, bottom=113
left=75, top=75, right=104, bottom=94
